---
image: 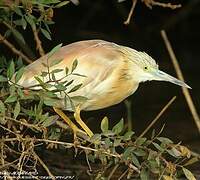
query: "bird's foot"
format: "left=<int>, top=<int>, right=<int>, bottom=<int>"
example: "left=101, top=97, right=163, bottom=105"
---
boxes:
left=74, top=106, right=94, bottom=138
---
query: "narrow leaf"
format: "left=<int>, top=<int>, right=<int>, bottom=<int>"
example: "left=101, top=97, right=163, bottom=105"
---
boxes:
left=7, top=60, right=15, bottom=80
left=14, top=101, right=20, bottom=119
left=48, top=44, right=62, bottom=58
left=25, top=15, right=36, bottom=30
left=123, top=131, right=134, bottom=141
left=68, top=84, right=82, bottom=93
left=0, top=75, right=7, bottom=82
left=55, top=1, right=70, bottom=8
left=70, top=96, right=88, bottom=102
left=50, top=59, right=62, bottom=67
left=182, top=167, right=196, bottom=180
left=15, top=67, right=24, bottom=83
left=101, top=116, right=109, bottom=133
left=112, top=118, right=124, bottom=134
left=0, top=100, right=6, bottom=115
left=71, top=59, right=78, bottom=73
left=5, top=95, right=17, bottom=103
left=51, top=69, right=63, bottom=74
left=11, top=28, right=26, bottom=44
left=41, top=28, right=52, bottom=40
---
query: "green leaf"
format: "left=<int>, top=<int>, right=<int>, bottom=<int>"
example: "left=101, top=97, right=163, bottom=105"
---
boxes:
left=140, top=168, right=149, bottom=180
left=70, top=96, right=88, bottom=102
left=41, top=71, right=48, bottom=77
left=9, top=85, right=16, bottom=95
left=48, top=44, right=62, bottom=58
left=133, top=149, right=147, bottom=157
left=135, top=137, right=147, bottom=146
left=15, top=67, right=24, bottom=83
left=112, top=119, right=124, bottom=134
left=5, top=95, right=17, bottom=103
left=7, top=60, right=15, bottom=80
left=101, top=116, right=109, bottom=133
left=167, top=147, right=181, bottom=158
left=122, top=147, right=135, bottom=160
left=42, top=115, right=58, bottom=127
left=25, top=15, right=36, bottom=30
left=131, top=154, right=140, bottom=167
left=34, top=76, right=44, bottom=84
left=55, top=1, right=70, bottom=8
left=65, top=80, right=74, bottom=86
left=41, top=28, right=52, bottom=40
left=68, top=84, right=82, bottom=93
left=21, top=18, right=27, bottom=30
left=65, top=67, right=69, bottom=75
left=183, top=157, right=199, bottom=166
left=11, top=28, right=26, bottom=44
left=14, top=101, right=20, bottom=119
left=152, top=142, right=165, bottom=152
left=182, top=167, right=196, bottom=180
left=0, top=100, right=6, bottom=115
left=14, top=7, right=23, bottom=16
left=123, top=131, right=134, bottom=141
left=157, top=137, right=173, bottom=144
left=51, top=69, right=63, bottom=74
left=0, top=75, right=7, bottom=82
left=14, top=19, right=24, bottom=26
left=114, top=138, right=121, bottom=147
left=55, top=83, right=66, bottom=91
left=17, top=88, right=24, bottom=98
left=71, top=59, right=78, bottom=73
left=50, top=59, right=62, bottom=67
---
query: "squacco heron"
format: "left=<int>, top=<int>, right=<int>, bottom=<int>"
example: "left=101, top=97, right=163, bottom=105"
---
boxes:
left=14, top=40, right=191, bottom=137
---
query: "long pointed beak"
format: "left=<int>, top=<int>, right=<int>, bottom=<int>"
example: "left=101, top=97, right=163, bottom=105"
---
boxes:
left=152, top=70, right=191, bottom=89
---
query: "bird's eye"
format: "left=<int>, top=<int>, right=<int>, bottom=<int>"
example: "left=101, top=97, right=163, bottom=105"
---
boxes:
left=144, top=66, right=148, bottom=70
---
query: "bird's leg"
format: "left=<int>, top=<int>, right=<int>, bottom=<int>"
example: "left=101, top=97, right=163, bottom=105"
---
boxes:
left=53, top=107, right=86, bottom=140
left=74, top=106, right=94, bottom=137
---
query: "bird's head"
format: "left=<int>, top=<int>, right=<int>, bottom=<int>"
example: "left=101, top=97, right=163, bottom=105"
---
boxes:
left=124, top=47, right=191, bottom=89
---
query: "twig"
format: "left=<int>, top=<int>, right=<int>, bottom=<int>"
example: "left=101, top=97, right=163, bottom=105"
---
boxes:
left=3, top=116, right=43, bottom=132
left=33, top=151, right=55, bottom=180
left=118, top=169, right=128, bottom=180
left=108, top=164, right=119, bottom=180
left=124, top=0, right=137, bottom=25
left=138, top=96, right=176, bottom=138
left=161, top=30, right=200, bottom=133
left=0, top=33, right=32, bottom=64
left=142, top=0, right=181, bottom=9
left=32, top=29, right=45, bottom=56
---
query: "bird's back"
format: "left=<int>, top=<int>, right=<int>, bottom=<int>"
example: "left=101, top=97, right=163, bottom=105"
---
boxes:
left=15, top=40, right=139, bottom=111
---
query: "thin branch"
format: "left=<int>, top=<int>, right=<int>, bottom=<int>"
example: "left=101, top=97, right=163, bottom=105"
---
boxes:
left=0, top=33, right=32, bottom=64
left=151, top=1, right=181, bottom=9
left=108, top=164, right=119, bottom=180
left=161, top=30, right=200, bottom=133
left=142, top=0, right=181, bottom=9
left=124, top=0, right=137, bottom=25
left=138, top=96, right=176, bottom=138
left=33, top=151, right=55, bottom=180
left=32, top=29, right=45, bottom=56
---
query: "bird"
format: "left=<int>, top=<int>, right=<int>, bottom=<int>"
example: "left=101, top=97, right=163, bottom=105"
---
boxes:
left=14, top=40, right=191, bottom=137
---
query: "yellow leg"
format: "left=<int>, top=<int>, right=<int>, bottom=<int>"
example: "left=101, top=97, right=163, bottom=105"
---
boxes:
left=53, top=107, right=84, bottom=136
left=74, top=106, right=94, bottom=137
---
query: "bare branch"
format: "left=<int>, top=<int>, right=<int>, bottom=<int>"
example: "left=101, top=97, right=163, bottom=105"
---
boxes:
left=161, top=30, right=200, bottom=133
left=0, top=33, right=33, bottom=64
left=124, top=0, right=137, bottom=25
